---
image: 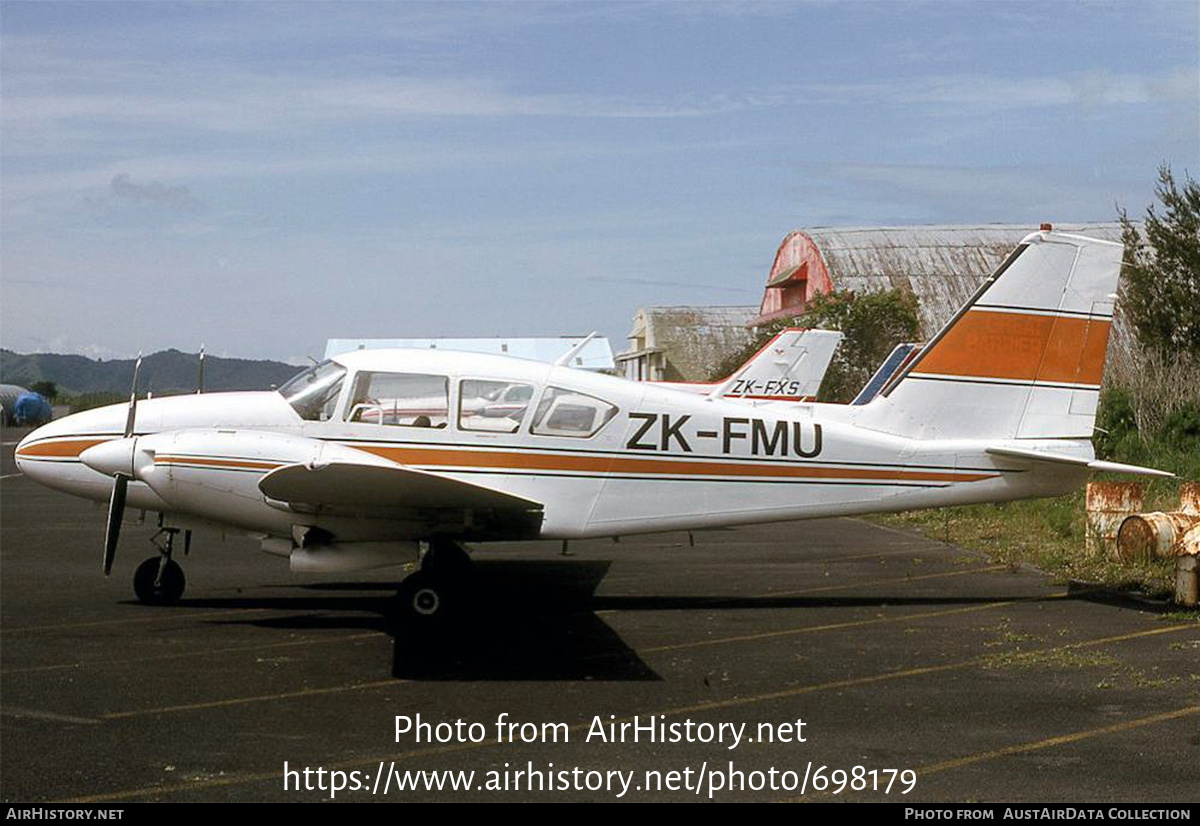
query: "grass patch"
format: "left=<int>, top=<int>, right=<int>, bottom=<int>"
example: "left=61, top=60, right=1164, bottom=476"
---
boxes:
left=876, top=393, right=1199, bottom=598
left=877, top=468, right=1195, bottom=600
left=981, top=648, right=1119, bottom=671
left=1161, top=612, right=1200, bottom=623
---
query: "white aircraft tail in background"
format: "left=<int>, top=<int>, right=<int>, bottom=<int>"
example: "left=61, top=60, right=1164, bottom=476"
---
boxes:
left=661, top=328, right=843, bottom=403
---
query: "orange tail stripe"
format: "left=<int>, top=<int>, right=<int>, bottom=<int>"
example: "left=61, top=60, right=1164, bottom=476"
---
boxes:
left=917, top=310, right=1110, bottom=385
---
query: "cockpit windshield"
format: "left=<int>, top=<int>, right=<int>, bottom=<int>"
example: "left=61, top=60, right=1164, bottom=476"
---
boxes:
left=278, top=360, right=346, bottom=421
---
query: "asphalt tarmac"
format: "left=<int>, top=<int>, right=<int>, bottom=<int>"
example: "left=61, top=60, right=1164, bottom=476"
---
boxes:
left=2, top=427, right=1197, bottom=803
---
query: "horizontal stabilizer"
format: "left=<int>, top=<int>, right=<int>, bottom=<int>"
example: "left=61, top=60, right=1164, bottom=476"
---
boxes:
left=985, top=446, right=1174, bottom=478
left=260, top=460, right=543, bottom=510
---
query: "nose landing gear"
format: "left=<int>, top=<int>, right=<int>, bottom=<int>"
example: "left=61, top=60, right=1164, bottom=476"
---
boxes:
left=132, top=527, right=188, bottom=605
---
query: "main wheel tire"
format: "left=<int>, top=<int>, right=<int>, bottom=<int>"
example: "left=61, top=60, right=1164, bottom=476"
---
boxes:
left=395, top=570, right=454, bottom=628
left=133, top=557, right=186, bottom=605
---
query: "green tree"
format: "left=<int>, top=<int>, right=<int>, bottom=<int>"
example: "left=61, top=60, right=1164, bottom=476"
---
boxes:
left=58, top=391, right=126, bottom=413
left=799, top=288, right=922, bottom=402
left=30, top=380, right=57, bottom=400
left=1118, top=164, right=1200, bottom=359
left=711, top=288, right=922, bottom=404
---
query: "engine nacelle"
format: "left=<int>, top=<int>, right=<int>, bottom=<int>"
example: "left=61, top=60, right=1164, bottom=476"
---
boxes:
left=288, top=541, right=420, bottom=573
left=125, top=429, right=397, bottom=535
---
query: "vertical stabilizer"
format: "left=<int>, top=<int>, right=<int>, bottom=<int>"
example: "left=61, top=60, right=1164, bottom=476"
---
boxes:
left=860, top=229, right=1122, bottom=440
left=715, top=328, right=843, bottom=402
left=660, top=328, right=843, bottom=402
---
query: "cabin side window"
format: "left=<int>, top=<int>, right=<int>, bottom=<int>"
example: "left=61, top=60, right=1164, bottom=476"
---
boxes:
left=458, top=379, right=535, bottom=433
left=345, top=371, right=449, bottom=428
left=530, top=386, right=618, bottom=438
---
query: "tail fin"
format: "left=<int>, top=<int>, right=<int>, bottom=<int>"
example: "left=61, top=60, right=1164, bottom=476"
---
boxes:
left=662, top=328, right=843, bottom=402
left=717, top=328, right=843, bottom=402
left=862, top=229, right=1122, bottom=440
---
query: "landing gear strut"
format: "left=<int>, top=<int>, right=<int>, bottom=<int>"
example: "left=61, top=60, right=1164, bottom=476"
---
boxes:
left=394, top=538, right=473, bottom=627
left=133, top=527, right=187, bottom=605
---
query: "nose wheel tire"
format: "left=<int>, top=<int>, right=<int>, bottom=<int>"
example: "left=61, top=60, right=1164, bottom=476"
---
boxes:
left=133, top=557, right=186, bottom=605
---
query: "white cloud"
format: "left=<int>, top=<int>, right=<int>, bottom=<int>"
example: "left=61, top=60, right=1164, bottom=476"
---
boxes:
left=795, top=68, right=1198, bottom=110
left=795, top=161, right=1132, bottom=226
left=0, top=61, right=754, bottom=155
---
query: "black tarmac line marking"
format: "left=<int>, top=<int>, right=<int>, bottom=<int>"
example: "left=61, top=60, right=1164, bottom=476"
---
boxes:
left=54, top=623, right=1193, bottom=803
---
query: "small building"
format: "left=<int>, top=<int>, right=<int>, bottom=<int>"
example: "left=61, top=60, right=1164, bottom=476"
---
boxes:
left=323, top=337, right=616, bottom=372
left=615, top=306, right=757, bottom=382
left=749, top=223, right=1127, bottom=335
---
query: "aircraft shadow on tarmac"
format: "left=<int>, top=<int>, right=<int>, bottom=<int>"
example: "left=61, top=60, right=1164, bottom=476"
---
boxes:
left=135, top=559, right=1143, bottom=682
left=383, top=560, right=667, bottom=681
left=156, top=560, right=662, bottom=682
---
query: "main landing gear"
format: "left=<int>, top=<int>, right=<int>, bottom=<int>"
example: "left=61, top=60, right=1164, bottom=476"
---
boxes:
left=394, top=538, right=473, bottom=628
left=133, top=527, right=190, bottom=605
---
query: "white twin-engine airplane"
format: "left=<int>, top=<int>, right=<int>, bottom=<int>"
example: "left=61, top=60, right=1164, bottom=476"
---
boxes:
left=15, top=229, right=1169, bottom=622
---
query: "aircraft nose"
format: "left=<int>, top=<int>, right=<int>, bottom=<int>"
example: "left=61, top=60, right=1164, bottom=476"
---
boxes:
left=14, top=432, right=32, bottom=474
left=13, top=424, right=51, bottom=474
left=13, top=405, right=132, bottom=494
left=80, top=438, right=137, bottom=477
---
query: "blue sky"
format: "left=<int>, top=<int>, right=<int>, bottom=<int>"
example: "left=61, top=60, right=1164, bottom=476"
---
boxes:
left=1, top=1, right=1196, bottom=363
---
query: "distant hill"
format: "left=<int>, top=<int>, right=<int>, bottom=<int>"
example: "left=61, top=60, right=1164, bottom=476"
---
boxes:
left=0, top=349, right=302, bottom=396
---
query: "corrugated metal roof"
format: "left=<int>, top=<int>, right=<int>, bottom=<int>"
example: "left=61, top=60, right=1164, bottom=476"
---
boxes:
left=640, top=305, right=759, bottom=326
left=773, top=223, right=1125, bottom=335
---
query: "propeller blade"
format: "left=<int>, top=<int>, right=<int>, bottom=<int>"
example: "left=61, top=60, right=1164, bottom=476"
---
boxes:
left=103, top=475, right=129, bottom=576
left=100, top=356, right=142, bottom=575
left=124, top=354, right=143, bottom=439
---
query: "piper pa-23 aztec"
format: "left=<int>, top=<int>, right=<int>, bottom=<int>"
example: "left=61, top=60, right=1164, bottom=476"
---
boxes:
left=15, top=228, right=1169, bottom=623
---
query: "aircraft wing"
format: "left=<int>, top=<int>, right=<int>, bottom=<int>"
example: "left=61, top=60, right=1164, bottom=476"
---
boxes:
left=259, top=460, right=544, bottom=511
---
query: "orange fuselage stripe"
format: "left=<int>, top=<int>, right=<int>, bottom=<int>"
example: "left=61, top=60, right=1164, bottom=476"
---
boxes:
left=916, top=310, right=1110, bottom=385
left=352, top=445, right=993, bottom=484
left=16, top=437, right=997, bottom=485
left=153, top=455, right=284, bottom=471
left=14, top=438, right=108, bottom=458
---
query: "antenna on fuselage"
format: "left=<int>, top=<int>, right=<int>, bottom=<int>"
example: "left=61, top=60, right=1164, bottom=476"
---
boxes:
left=554, top=332, right=598, bottom=368
left=196, top=344, right=205, bottom=394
